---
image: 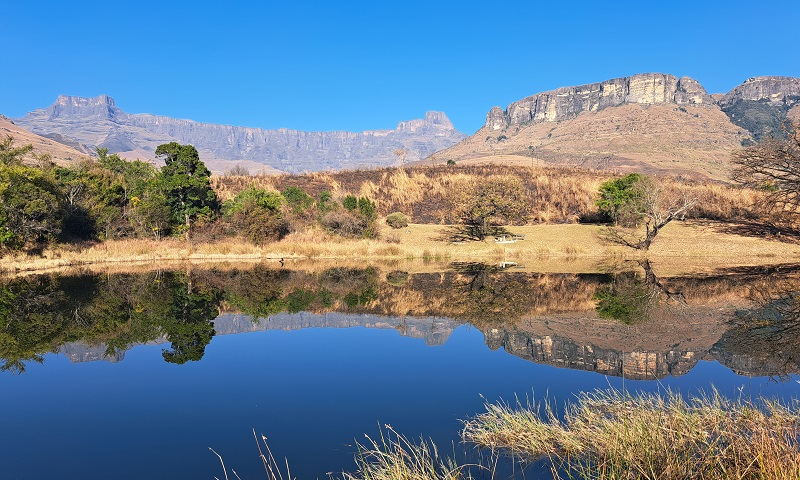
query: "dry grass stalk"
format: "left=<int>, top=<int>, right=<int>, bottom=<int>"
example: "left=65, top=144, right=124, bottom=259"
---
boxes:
left=462, top=388, right=800, bottom=480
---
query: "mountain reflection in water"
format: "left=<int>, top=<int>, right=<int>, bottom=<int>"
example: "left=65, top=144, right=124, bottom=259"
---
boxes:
left=2, top=262, right=800, bottom=380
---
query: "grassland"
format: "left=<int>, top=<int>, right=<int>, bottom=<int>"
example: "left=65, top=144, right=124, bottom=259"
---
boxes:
left=2, top=220, right=799, bottom=275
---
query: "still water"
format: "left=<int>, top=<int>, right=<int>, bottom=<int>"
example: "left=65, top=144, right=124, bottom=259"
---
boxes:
left=1, top=262, right=799, bottom=479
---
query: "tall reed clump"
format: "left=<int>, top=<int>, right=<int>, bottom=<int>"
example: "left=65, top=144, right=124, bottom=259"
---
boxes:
left=340, top=426, right=471, bottom=480
left=462, top=389, right=800, bottom=480
left=218, top=427, right=480, bottom=480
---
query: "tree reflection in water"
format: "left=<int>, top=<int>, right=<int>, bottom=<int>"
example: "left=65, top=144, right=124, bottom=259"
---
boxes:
left=1, top=263, right=800, bottom=380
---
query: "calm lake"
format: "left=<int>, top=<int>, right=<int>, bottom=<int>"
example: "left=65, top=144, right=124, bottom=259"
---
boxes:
left=1, top=262, right=799, bottom=479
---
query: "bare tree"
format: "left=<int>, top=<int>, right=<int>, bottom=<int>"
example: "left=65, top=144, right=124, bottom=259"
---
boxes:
left=450, top=175, right=529, bottom=241
left=393, top=148, right=407, bottom=166
left=731, top=125, right=800, bottom=219
left=603, top=176, right=696, bottom=250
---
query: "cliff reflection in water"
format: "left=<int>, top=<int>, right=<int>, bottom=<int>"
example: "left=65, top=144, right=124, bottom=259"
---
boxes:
left=2, top=263, right=800, bottom=380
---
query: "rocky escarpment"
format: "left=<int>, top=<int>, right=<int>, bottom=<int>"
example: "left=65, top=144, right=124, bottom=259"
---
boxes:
left=15, top=95, right=466, bottom=173
left=485, top=73, right=714, bottom=130
left=429, top=72, right=800, bottom=179
left=718, top=76, right=800, bottom=139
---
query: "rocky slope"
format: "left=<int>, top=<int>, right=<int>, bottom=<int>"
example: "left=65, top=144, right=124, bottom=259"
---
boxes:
left=429, top=73, right=800, bottom=179
left=0, top=115, right=90, bottom=164
left=15, top=96, right=466, bottom=173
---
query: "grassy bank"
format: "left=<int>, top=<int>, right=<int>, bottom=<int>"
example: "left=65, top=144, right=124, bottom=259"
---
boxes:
left=463, top=389, right=800, bottom=480
left=2, top=220, right=799, bottom=274
left=222, top=389, right=800, bottom=480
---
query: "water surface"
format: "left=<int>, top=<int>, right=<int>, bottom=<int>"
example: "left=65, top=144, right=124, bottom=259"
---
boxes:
left=1, top=262, right=799, bottom=479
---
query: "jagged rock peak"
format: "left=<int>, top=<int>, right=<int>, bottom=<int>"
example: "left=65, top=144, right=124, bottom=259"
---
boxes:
left=48, top=94, right=120, bottom=120
left=485, top=73, right=714, bottom=130
left=396, top=111, right=457, bottom=132
left=55, top=94, right=116, bottom=107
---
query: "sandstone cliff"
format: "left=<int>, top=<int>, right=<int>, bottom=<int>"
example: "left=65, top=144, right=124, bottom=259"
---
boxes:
left=15, top=96, right=466, bottom=173
left=428, top=73, right=800, bottom=179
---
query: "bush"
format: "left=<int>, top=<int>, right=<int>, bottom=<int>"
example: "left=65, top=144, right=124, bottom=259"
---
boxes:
left=0, top=164, right=64, bottom=251
left=342, top=194, right=358, bottom=211
left=385, top=212, right=409, bottom=229
left=320, top=211, right=376, bottom=238
left=281, top=186, right=314, bottom=213
left=224, top=186, right=288, bottom=244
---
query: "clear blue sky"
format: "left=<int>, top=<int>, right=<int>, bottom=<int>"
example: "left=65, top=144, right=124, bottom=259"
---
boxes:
left=2, top=0, right=798, bottom=133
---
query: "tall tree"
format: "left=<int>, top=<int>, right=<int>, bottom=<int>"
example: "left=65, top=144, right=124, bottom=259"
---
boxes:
left=155, top=142, right=218, bottom=239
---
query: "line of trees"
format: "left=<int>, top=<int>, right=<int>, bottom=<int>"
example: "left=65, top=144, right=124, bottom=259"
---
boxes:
left=0, top=137, right=380, bottom=253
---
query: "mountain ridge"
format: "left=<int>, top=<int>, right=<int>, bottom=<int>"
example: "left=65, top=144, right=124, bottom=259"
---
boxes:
left=429, top=73, right=800, bottom=179
left=15, top=96, right=466, bottom=173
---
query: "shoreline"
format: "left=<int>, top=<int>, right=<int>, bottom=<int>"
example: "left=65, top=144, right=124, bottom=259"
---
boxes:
left=2, top=221, right=799, bottom=276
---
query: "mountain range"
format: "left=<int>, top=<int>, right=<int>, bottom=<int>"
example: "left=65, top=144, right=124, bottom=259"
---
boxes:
left=14, top=96, right=466, bottom=173
left=8, top=73, right=800, bottom=178
left=429, top=74, right=800, bottom=179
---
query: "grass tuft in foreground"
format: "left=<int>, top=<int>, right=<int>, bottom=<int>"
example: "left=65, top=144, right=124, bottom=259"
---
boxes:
left=341, top=426, right=474, bottom=480
left=462, top=389, right=800, bottom=480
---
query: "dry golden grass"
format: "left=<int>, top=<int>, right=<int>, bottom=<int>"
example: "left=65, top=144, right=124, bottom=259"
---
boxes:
left=462, top=388, right=800, bottom=480
left=213, top=164, right=765, bottom=225
left=3, top=221, right=800, bottom=275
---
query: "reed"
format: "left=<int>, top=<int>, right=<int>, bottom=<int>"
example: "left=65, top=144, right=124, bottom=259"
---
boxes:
left=462, top=388, right=800, bottom=480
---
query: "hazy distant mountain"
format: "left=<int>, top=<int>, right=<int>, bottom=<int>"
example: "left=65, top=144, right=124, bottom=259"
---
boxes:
left=15, top=96, right=466, bottom=173
left=428, top=73, right=800, bottom=179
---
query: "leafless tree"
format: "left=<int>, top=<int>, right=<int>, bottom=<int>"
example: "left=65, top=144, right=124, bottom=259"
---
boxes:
left=731, top=125, right=800, bottom=219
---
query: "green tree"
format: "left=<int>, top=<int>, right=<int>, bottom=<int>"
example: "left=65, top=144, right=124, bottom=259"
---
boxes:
left=128, top=179, right=172, bottom=239
left=0, top=164, right=64, bottom=251
left=0, top=135, right=33, bottom=166
left=155, top=142, right=219, bottom=239
left=596, top=173, right=644, bottom=226
left=55, top=162, right=127, bottom=240
left=160, top=277, right=220, bottom=364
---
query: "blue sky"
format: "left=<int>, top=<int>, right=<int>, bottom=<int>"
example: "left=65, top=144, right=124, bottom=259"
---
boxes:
left=1, top=0, right=798, bottom=133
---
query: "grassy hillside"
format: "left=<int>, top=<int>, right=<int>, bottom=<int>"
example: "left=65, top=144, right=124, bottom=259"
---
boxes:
left=213, top=164, right=764, bottom=224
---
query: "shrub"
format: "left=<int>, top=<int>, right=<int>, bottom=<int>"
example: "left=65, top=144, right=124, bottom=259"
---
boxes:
left=281, top=186, right=313, bottom=213
left=385, top=212, right=409, bottom=229
left=342, top=194, right=358, bottom=211
left=317, top=190, right=336, bottom=213
left=357, top=196, right=377, bottom=220
left=320, top=211, right=376, bottom=238
left=224, top=186, right=288, bottom=244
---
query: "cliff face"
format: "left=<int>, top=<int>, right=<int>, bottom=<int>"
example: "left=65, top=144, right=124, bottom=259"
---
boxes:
left=430, top=72, right=800, bottom=179
left=486, top=73, right=714, bottom=130
left=717, top=76, right=800, bottom=139
left=15, top=96, right=466, bottom=173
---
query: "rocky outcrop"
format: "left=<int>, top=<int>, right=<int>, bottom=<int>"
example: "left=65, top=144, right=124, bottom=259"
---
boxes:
left=717, top=76, right=800, bottom=139
left=15, top=96, right=466, bottom=173
left=485, top=73, right=714, bottom=130
left=719, top=76, right=800, bottom=106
